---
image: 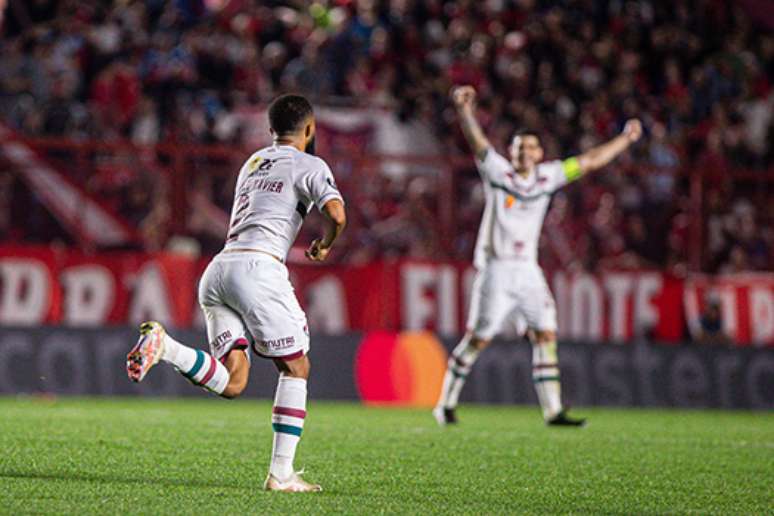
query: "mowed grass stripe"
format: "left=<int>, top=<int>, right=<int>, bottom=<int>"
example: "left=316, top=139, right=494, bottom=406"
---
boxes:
left=0, top=398, right=771, bottom=515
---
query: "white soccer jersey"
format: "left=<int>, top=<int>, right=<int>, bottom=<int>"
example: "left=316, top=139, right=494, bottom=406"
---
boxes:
left=223, top=144, right=343, bottom=259
left=472, top=149, right=578, bottom=268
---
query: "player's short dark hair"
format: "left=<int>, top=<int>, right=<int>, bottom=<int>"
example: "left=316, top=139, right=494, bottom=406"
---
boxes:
left=268, top=94, right=314, bottom=135
left=509, top=129, right=542, bottom=146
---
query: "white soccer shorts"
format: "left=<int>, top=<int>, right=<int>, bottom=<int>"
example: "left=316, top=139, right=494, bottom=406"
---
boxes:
left=198, top=252, right=310, bottom=362
left=466, top=260, right=557, bottom=340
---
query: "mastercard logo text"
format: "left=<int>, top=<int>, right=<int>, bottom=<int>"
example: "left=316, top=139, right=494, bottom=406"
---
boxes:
left=354, top=331, right=448, bottom=406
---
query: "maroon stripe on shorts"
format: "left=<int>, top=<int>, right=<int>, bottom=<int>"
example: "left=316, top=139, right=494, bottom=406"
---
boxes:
left=273, top=406, right=307, bottom=419
left=199, top=355, right=217, bottom=385
left=532, top=363, right=558, bottom=370
left=232, top=337, right=249, bottom=350
left=255, top=349, right=305, bottom=361
left=218, top=338, right=250, bottom=364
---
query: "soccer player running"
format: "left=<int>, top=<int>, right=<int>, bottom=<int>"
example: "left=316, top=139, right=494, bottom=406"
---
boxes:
left=434, top=85, right=642, bottom=427
left=126, top=94, right=346, bottom=492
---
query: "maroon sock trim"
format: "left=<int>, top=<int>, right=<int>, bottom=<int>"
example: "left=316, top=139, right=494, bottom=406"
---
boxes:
left=199, top=355, right=218, bottom=386
left=273, top=406, right=307, bottom=418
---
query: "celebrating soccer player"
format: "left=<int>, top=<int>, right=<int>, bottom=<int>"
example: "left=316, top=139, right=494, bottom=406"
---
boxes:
left=434, top=85, right=642, bottom=427
left=126, top=94, right=346, bottom=492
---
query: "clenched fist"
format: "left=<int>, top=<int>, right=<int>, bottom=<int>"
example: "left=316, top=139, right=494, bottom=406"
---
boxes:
left=451, top=85, right=476, bottom=109
left=622, top=119, right=643, bottom=143
left=305, top=238, right=331, bottom=262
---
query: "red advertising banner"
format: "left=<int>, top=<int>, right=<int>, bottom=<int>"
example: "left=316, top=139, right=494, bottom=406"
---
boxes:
left=0, top=246, right=771, bottom=346
left=684, top=273, right=774, bottom=347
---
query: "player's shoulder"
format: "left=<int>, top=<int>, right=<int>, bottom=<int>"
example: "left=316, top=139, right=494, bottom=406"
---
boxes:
left=537, top=159, right=563, bottom=170
left=478, top=147, right=511, bottom=169
left=295, top=152, right=332, bottom=174
left=536, top=159, right=564, bottom=175
left=244, top=145, right=281, bottom=165
left=482, top=146, right=508, bottom=162
left=299, top=152, right=328, bottom=167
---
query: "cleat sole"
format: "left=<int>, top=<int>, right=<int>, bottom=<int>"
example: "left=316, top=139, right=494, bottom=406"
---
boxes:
left=126, top=322, right=165, bottom=383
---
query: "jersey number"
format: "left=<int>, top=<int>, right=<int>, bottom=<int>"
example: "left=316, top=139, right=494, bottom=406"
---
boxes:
left=258, top=158, right=277, bottom=171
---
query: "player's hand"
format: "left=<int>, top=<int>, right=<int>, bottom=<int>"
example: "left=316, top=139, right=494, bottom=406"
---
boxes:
left=451, top=85, right=476, bottom=109
left=622, top=119, right=643, bottom=143
left=305, top=238, right=330, bottom=262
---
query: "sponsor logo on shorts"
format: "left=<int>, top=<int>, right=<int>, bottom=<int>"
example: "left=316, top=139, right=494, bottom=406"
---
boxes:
left=262, top=336, right=296, bottom=350
left=210, top=330, right=233, bottom=352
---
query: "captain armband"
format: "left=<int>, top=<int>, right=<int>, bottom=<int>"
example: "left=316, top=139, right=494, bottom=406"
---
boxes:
left=562, top=157, right=582, bottom=182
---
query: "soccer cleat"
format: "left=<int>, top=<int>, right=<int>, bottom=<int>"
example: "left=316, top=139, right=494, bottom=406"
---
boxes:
left=547, top=410, right=586, bottom=427
left=263, top=471, right=322, bottom=493
left=126, top=321, right=166, bottom=383
left=433, top=406, right=458, bottom=426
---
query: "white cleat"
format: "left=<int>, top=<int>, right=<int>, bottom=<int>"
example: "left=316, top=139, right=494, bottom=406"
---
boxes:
left=263, top=471, right=322, bottom=493
left=126, top=321, right=166, bottom=382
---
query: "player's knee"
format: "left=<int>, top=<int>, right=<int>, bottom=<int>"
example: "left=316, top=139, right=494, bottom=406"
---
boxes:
left=535, top=330, right=556, bottom=343
left=222, top=349, right=250, bottom=398
left=469, top=334, right=491, bottom=350
left=282, top=355, right=311, bottom=380
left=221, top=375, right=248, bottom=399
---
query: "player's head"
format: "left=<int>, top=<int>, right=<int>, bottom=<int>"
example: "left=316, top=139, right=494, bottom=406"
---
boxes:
left=268, top=94, right=316, bottom=154
left=508, top=130, right=543, bottom=172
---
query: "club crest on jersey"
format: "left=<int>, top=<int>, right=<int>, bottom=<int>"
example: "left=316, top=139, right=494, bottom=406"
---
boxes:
left=505, top=195, right=516, bottom=209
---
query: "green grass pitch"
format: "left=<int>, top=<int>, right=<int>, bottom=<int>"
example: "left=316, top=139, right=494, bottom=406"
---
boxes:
left=0, top=398, right=771, bottom=515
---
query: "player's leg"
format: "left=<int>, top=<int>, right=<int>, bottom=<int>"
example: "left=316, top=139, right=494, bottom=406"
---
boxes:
left=434, top=332, right=490, bottom=425
left=529, top=328, right=562, bottom=419
left=127, top=320, right=231, bottom=394
left=127, top=307, right=250, bottom=397
left=219, top=345, right=250, bottom=398
left=434, top=264, right=508, bottom=425
left=127, top=259, right=250, bottom=397
left=519, top=268, right=585, bottom=426
left=198, top=301, right=252, bottom=398
left=263, top=354, right=320, bottom=492
left=228, top=255, right=320, bottom=492
left=529, top=329, right=584, bottom=426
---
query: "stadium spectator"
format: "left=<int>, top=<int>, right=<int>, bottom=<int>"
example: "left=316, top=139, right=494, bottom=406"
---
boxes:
left=694, top=297, right=732, bottom=346
left=0, top=0, right=771, bottom=271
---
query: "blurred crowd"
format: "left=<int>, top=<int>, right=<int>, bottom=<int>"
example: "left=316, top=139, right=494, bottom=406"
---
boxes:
left=0, top=0, right=772, bottom=272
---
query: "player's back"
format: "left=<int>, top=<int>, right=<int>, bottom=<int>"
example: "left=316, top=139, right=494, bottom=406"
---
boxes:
left=223, top=144, right=342, bottom=261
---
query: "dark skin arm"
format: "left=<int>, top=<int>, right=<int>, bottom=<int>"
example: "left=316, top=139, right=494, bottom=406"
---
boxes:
left=305, top=198, right=346, bottom=262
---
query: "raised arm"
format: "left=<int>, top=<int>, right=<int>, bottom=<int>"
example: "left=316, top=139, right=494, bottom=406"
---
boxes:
left=451, top=85, right=491, bottom=161
left=574, top=119, right=643, bottom=176
left=305, top=199, right=346, bottom=262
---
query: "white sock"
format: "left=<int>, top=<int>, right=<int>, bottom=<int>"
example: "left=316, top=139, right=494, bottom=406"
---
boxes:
left=532, top=339, right=562, bottom=420
left=270, top=375, right=307, bottom=481
left=436, top=335, right=481, bottom=410
left=161, top=334, right=197, bottom=370
left=162, top=334, right=230, bottom=395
